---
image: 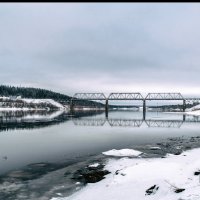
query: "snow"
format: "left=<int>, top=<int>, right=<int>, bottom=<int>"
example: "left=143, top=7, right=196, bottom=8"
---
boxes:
left=102, top=149, right=143, bottom=157
left=0, top=98, right=65, bottom=110
left=88, top=163, right=100, bottom=168
left=22, top=98, right=64, bottom=109
left=51, top=148, right=200, bottom=200
left=185, top=104, right=200, bottom=116
left=0, top=107, right=33, bottom=111
left=186, top=104, right=200, bottom=112
left=149, top=146, right=161, bottom=150
left=0, top=96, right=10, bottom=100
left=164, top=104, right=200, bottom=116
left=186, top=110, right=200, bottom=116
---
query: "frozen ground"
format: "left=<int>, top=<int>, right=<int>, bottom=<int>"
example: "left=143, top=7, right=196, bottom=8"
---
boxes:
left=52, top=148, right=200, bottom=200
left=186, top=104, right=200, bottom=116
left=0, top=98, right=65, bottom=110
left=23, top=99, right=64, bottom=109
left=186, top=110, right=200, bottom=116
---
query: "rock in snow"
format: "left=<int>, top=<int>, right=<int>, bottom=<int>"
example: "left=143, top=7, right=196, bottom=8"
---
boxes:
left=145, top=184, right=159, bottom=195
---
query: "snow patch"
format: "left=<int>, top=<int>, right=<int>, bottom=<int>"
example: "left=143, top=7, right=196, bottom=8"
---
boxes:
left=149, top=146, right=161, bottom=150
left=185, top=104, right=200, bottom=116
left=186, top=104, right=200, bottom=112
left=102, top=149, right=142, bottom=157
left=186, top=110, right=200, bottom=116
left=88, top=163, right=100, bottom=168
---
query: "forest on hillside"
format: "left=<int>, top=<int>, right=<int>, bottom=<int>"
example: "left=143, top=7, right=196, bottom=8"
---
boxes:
left=0, top=85, right=71, bottom=102
left=0, top=85, right=104, bottom=107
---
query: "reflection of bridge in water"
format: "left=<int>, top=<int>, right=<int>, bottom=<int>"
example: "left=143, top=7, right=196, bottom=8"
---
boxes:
left=108, top=119, right=143, bottom=127
left=72, top=116, right=200, bottom=128
left=73, top=118, right=106, bottom=126
left=0, top=110, right=199, bottom=131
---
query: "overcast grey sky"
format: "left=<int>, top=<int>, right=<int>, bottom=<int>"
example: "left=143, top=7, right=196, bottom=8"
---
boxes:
left=1, top=3, right=200, bottom=96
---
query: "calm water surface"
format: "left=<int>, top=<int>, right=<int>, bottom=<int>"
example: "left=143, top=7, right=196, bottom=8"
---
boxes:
left=0, top=110, right=200, bottom=199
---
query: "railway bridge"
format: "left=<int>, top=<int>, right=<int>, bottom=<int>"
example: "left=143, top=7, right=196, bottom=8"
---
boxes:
left=70, top=92, right=200, bottom=119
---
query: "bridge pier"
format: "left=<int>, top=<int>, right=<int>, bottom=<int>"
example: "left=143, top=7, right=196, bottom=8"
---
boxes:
left=143, top=100, right=146, bottom=120
left=105, top=99, right=109, bottom=118
left=143, top=111, right=146, bottom=121
left=183, top=99, right=186, bottom=112
left=70, top=99, right=74, bottom=113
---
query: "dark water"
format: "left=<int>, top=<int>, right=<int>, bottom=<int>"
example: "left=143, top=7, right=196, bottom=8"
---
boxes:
left=0, top=110, right=200, bottom=200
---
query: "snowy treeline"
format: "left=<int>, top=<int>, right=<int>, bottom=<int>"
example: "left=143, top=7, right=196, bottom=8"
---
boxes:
left=0, top=97, right=65, bottom=110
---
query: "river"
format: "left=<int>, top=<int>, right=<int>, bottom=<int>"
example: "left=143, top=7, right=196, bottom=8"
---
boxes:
left=0, top=110, right=200, bottom=199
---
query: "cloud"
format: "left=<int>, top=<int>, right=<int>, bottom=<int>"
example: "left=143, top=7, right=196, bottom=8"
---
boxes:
left=0, top=3, right=200, bottom=95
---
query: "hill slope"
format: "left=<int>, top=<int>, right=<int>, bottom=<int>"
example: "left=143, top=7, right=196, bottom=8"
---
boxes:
left=0, top=85, right=104, bottom=108
left=0, top=85, right=71, bottom=102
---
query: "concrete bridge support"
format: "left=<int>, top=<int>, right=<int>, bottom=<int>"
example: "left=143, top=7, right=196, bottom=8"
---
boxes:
left=143, top=100, right=146, bottom=120
left=183, top=100, right=186, bottom=121
left=105, top=99, right=109, bottom=118
left=183, top=99, right=186, bottom=112
left=70, top=99, right=74, bottom=114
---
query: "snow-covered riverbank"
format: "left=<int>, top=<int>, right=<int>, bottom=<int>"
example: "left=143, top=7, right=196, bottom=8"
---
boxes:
left=52, top=148, right=200, bottom=200
left=186, top=110, right=200, bottom=116
left=0, top=97, right=66, bottom=110
left=166, top=104, right=200, bottom=116
left=185, top=104, right=200, bottom=116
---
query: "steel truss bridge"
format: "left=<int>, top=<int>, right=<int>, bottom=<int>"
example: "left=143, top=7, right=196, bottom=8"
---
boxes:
left=72, top=92, right=200, bottom=101
left=70, top=92, right=200, bottom=119
left=72, top=117, right=200, bottom=128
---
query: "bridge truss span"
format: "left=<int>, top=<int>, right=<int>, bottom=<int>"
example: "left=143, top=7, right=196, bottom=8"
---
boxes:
left=69, top=92, right=200, bottom=118
left=145, top=93, right=184, bottom=100
left=108, top=93, right=144, bottom=100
